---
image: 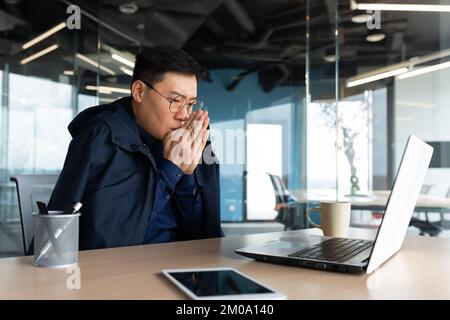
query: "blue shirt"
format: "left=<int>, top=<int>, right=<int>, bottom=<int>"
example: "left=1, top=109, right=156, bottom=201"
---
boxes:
left=139, top=128, right=205, bottom=244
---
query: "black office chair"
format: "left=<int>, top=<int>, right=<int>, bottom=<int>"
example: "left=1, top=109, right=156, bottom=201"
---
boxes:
left=408, top=184, right=442, bottom=237
left=267, top=173, right=306, bottom=230
left=10, top=174, right=59, bottom=255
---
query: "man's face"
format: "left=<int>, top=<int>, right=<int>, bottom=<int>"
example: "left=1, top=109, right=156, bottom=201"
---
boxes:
left=131, top=71, right=198, bottom=141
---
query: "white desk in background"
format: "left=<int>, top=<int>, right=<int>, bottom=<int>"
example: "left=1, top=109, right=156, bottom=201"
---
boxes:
left=290, top=189, right=450, bottom=213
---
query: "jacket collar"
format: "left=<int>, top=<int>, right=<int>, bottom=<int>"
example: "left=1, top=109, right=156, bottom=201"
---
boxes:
left=104, top=97, right=156, bottom=173
left=106, top=96, right=145, bottom=152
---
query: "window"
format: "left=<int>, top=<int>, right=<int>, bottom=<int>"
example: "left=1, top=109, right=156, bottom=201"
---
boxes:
left=8, top=73, right=73, bottom=172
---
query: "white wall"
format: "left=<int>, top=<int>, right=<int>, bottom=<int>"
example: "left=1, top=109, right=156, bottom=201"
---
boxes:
left=395, top=66, right=450, bottom=196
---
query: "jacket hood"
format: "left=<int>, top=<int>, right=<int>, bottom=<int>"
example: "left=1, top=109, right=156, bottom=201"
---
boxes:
left=68, top=96, right=134, bottom=138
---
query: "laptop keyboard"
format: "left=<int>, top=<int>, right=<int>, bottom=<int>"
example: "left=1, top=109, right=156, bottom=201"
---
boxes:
left=288, top=238, right=374, bottom=263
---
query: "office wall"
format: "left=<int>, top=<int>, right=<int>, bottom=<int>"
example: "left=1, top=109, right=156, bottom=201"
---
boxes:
left=199, top=69, right=301, bottom=122
left=395, top=67, right=450, bottom=196
left=199, top=69, right=305, bottom=221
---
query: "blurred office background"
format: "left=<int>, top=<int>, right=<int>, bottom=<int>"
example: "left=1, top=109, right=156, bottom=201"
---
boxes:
left=1, top=0, right=450, bottom=257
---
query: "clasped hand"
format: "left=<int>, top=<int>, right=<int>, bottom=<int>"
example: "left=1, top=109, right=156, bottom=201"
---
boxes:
left=163, top=110, right=210, bottom=175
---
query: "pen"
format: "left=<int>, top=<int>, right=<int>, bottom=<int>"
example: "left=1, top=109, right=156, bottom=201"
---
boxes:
left=35, top=202, right=83, bottom=264
left=63, top=202, right=83, bottom=215
left=36, top=201, right=49, bottom=215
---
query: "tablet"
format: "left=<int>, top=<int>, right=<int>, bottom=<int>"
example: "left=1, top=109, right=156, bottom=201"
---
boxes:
left=161, top=267, right=286, bottom=300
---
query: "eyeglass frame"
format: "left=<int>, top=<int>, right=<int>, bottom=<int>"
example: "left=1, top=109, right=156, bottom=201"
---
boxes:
left=139, top=79, right=200, bottom=114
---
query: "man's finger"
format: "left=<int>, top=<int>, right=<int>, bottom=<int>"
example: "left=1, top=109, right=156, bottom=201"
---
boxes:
left=192, top=117, right=206, bottom=146
left=166, top=127, right=185, bottom=146
left=192, top=129, right=210, bottom=163
left=183, top=112, right=203, bottom=143
left=192, top=116, right=209, bottom=148
left=202, top=128, right=210, bottom=150
left=181, top=111, right=197, bottom=130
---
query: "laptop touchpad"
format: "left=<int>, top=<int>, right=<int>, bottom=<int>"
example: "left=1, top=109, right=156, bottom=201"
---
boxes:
left=265, top=235, right=323, bottom=250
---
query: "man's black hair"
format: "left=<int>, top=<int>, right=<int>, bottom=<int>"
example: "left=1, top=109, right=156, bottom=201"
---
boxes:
left=132, top=45, right=208, bottom=85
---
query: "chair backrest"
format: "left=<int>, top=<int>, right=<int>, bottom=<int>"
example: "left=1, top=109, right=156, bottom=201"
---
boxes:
left=10, top=174, right=59, bottom=255
left=446, top=186, right=450, bottom=198
left=267, top=174, right=283, bottom=204
left=267, top=173, right=297, bottom=204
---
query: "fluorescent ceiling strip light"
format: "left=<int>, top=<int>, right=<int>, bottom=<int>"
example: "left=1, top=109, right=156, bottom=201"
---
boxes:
left=85, top=85, right=130, bottom=94
left=22, top=22, right=66, bottom=50
left=85, top=86, right=112, bottom=95
left=63, top=70, right=74, bottom=76
left=355, top=3, right=450, bottom=12
left=396, top=117, right=415, bottom=122
left=398, top=61, right=450, bottom=79
left=112, top=53, right=135, bottom=68
left=120, top=66, right=133, bottom=76
left=20, top=44, right=59, bottom=65
left=396, top=100, right=434, bottom=109
left=347, top=68, right=408, bottom=87
left=76, top=53, right=116, bottom=75
left=346, top=48, right=450, bottom=88
left=99, top=97, right=121, bottom=103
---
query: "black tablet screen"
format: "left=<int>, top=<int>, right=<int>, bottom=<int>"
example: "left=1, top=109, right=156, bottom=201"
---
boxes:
left=168, top=270, right=273, bottom=297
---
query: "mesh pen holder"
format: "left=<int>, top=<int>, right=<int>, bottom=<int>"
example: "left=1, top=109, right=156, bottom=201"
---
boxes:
left=33, top=211, right=80, bottom=268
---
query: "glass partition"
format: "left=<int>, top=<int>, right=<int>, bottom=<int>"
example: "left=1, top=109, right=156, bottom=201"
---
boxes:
left=303, top=0, right=339, bottom=225
left=340, top=0, right=450, bottom=233
left=0, top=0, right=101, bottom=257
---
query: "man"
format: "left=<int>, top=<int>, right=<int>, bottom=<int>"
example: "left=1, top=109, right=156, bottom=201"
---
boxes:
left=48, top=46, right=222, bottom=250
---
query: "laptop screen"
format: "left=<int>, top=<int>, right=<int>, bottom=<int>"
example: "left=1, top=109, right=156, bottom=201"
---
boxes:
left=366, top=135, right=433, bottom=274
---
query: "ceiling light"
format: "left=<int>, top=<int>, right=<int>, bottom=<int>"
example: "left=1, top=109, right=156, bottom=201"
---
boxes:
left=366, top=33, right=386, bottom=42
left=346, top=48, right=450, bottom=88
left=120, top=66, right=133, bottom=76
left=99, top=97, right=121, bottom=103
left=20, top=44, right=59, bottom=64
left=111, top=53, right=135, bottom=68
left=119, top=3, right=138, bottom=14
left=22, top=22, right=66, bottom=50
left=347, top=68, right=408, bottom=87
left=398, top=61, right=450, bottom=80
left=85, top=85, right=130, bottom=94
left=351, top=14, right=370, bottom=23
left=63, top=70, right=74, bottom=76
left=354, top=3, right=450, bottom=12
left=202, top=44, right=216, bottom=52
left=76, top=53, right=116, bottom=76
left=86, top=86, right=112, bottom=95
left=323, top=55, right=336, bottom=63
left=396, top=100, right=434, bottom=109
left=395, top=116, right=415, bottom=122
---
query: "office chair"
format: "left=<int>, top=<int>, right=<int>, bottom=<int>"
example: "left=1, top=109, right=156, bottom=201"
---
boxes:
left=267, top=173, right=306, bottom=230
left=408, top=184, right=442, bottom=237
left=10, top=174, right=59, bottom=255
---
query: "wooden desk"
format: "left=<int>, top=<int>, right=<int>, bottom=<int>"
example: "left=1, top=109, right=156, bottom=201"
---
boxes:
left=1, top=228, right=450, bottom=299
left=290, top=189, right=450, bottom=212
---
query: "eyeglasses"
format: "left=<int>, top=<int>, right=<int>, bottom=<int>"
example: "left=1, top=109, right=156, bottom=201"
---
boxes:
left=140, top=79, right=204, bottom=114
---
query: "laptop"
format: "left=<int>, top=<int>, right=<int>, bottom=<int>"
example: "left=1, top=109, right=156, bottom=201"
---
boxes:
left=235, top=135, right=433, bottom=274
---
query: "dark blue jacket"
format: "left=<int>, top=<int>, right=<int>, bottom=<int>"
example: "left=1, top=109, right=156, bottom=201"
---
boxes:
left=48, top=96, right=222, bottom=250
